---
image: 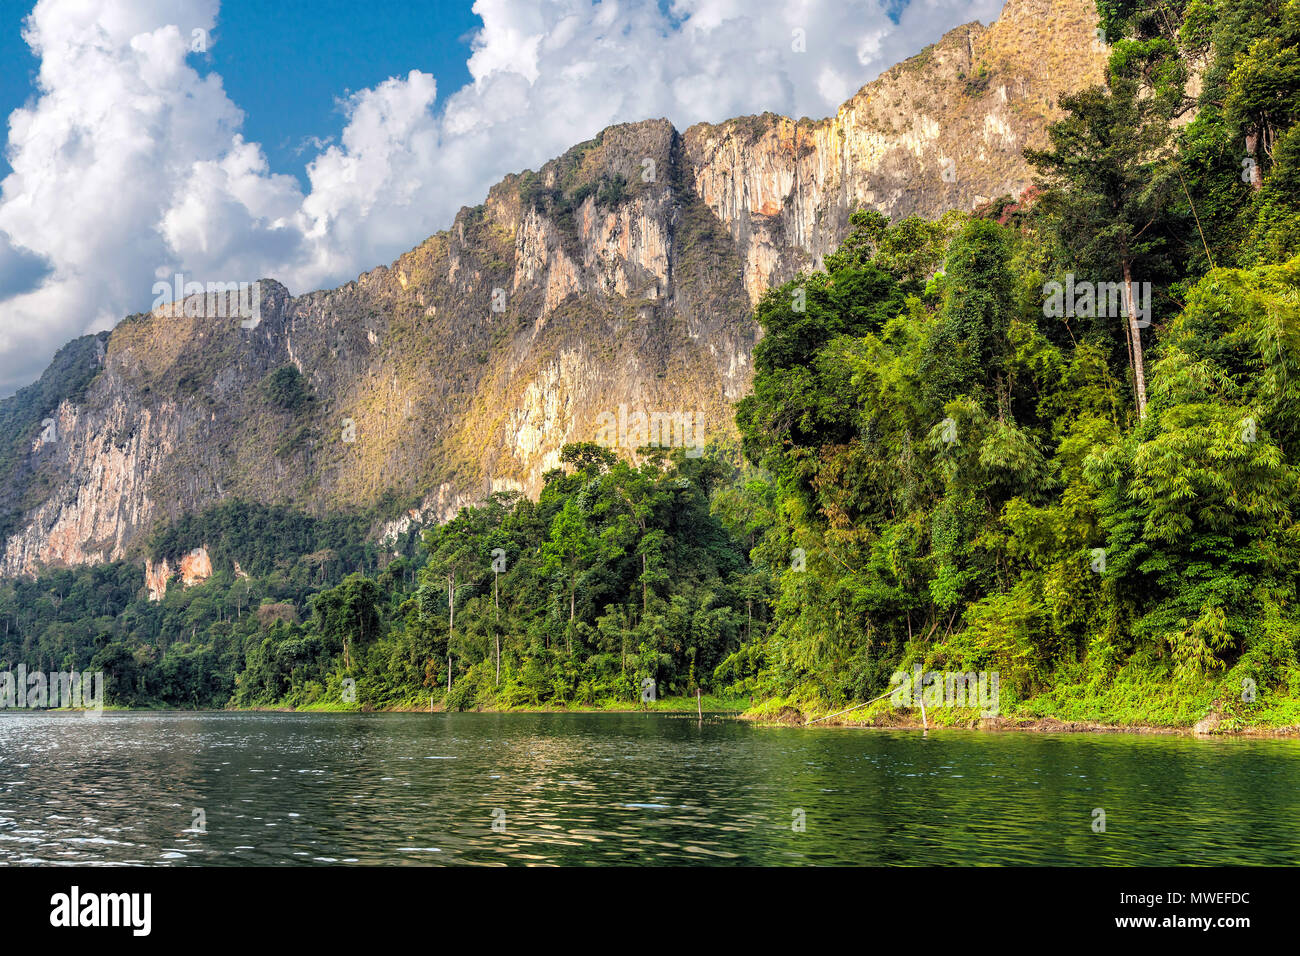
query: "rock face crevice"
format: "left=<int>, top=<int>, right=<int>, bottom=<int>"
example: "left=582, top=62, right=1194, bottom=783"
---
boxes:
left=0, top=0, right=1106, bottom=577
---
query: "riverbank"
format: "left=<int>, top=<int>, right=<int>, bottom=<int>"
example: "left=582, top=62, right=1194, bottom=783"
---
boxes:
left=738, top=655, right=1300, bottom=736
left=1, top=694, right=748, bottom=716
left=240, top=693, right=750, bottom=715
left=20, top=689, right=1300, bottom=737
left=742, top=692, right=1300, bottom=737
left=743, top=707, right=1300, bottom=737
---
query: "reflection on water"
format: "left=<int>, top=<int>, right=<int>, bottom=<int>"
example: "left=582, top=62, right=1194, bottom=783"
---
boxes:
left=0, top=711, right=1297, bottom=865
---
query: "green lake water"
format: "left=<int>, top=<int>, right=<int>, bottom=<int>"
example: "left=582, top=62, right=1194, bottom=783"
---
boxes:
left=1, top=711, right=1296, bottom=865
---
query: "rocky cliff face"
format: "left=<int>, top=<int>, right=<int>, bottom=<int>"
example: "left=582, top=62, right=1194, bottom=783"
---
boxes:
left=684, top=0, right=1107, bottom=297
left=0, top=0, right=1106, bottom=578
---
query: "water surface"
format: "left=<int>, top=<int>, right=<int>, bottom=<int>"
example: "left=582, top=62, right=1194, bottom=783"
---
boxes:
left=0, top=711, right=1295, bottom=865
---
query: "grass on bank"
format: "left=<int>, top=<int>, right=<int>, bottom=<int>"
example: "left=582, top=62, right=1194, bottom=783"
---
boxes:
left=745, top=654, right=1300, bottom=732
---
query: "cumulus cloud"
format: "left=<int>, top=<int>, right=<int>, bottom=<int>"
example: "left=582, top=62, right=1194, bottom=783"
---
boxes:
left=0, top=0, right=1004, bottom=394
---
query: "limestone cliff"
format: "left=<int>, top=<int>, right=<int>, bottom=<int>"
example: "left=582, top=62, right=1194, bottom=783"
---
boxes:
left=0, top=0, right=1106, bottom=578
left=684, top=0, right=1107, bottom=296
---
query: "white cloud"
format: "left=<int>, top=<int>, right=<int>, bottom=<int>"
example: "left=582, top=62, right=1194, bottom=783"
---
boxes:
left=0, top=0, right=1004, bottom=393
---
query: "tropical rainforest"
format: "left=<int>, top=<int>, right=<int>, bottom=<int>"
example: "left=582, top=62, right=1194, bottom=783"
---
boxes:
left=2, top=0, right=1299, bottom=728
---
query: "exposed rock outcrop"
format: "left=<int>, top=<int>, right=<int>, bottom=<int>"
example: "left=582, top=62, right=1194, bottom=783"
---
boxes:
left=143, top=546, right=213, bottom=601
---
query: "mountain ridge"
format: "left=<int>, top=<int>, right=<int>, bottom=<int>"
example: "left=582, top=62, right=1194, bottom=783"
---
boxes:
left=0, top=0, right=1106, bottom=580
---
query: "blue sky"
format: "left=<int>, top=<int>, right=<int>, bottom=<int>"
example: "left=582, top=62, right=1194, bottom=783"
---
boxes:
left=0, top=0, right=482, bottom=186
left=0, top=0, right=1003, bottom=393
left=0, top=19, right=36, bottom=176
left=204, top=0, right=481, bottom=190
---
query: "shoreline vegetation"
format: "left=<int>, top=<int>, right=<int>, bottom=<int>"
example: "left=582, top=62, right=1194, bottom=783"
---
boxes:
left=742, top=701, right=1300, bottom=737
left=16, top=695, right=1300, bottom=737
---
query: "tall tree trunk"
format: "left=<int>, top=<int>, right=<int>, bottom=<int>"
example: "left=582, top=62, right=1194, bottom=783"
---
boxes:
left=447, top=573, right=455, bottom=691
left=1122, top=258, right=1148, bottom=419
left=494, top=571, right=500, bottom=687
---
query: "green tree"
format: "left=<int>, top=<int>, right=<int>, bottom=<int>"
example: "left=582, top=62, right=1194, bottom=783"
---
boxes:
left=1026, top=78, right=1178, bottom=419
